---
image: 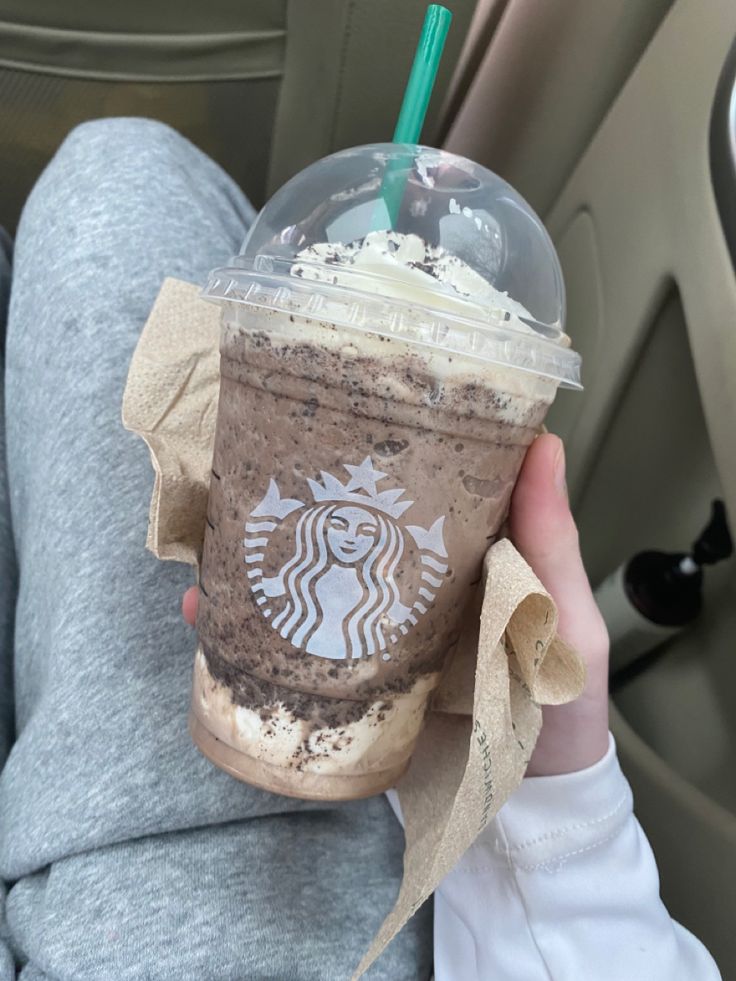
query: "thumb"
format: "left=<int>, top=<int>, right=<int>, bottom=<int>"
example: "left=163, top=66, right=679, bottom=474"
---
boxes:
left=182, top=586, right=199, bottom=627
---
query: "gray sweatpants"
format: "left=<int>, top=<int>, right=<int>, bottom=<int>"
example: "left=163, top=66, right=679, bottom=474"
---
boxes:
left=0, top=119, right=432, bottom=980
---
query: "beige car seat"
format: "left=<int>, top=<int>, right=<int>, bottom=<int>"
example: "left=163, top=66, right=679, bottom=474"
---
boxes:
left=0, top=0, right=477, bottom=233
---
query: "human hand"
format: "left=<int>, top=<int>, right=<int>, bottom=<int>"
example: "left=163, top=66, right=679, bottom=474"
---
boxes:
left=509, top=433, right=610, bottom=776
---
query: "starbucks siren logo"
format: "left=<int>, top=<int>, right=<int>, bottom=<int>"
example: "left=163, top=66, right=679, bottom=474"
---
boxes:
left=243, top=457, right=448, bottom=660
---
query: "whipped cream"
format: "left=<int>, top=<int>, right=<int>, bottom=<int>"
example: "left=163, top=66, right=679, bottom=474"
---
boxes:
left=192, top=647, right=435, bottom=777
left=292, top=230, right=540, bottom=335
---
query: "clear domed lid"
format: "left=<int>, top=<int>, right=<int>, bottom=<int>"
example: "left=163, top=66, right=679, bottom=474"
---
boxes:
left=203, top=143, right=581, bottom=388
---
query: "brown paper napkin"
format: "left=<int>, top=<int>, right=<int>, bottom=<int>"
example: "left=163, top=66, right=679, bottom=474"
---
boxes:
left=123, top=278, right=586, bottom=979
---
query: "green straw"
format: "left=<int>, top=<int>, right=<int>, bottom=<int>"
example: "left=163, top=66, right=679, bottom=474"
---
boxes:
left=379, top=4, right=452, bottom=229
left=393, top=4, right=453, bottom=143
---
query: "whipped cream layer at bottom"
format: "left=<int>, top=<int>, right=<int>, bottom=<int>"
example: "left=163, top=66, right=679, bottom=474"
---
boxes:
left=191, top=647, right=438, bottom=777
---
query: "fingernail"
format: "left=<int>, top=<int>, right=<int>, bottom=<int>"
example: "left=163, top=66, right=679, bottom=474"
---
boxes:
left=554, top=441, right=567, bottom=498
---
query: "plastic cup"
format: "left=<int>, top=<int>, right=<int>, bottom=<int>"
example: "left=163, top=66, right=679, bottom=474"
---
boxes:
left=189, top=143, right=581, bottom=800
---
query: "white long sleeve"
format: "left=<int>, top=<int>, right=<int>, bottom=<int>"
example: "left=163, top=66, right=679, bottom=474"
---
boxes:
left=426, top=734, right=720, bottom=980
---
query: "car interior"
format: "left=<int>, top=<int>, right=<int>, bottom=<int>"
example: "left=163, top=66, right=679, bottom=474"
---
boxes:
left=2, top=1, right=735, bottom=976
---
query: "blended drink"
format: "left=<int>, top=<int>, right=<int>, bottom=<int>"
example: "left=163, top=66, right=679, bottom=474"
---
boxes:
left=190, top=147, right=580, bottom=800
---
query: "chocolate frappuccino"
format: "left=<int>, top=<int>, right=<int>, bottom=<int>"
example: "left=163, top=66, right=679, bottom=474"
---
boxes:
left=190, top=147, right=580, bottom=800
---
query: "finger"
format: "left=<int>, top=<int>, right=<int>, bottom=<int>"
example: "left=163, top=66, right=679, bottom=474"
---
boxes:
left=182, top=586, right=199, bottom=627
left=508, top=434, right=608, bottom=662
left=509, top=435, right=610, bottom=775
